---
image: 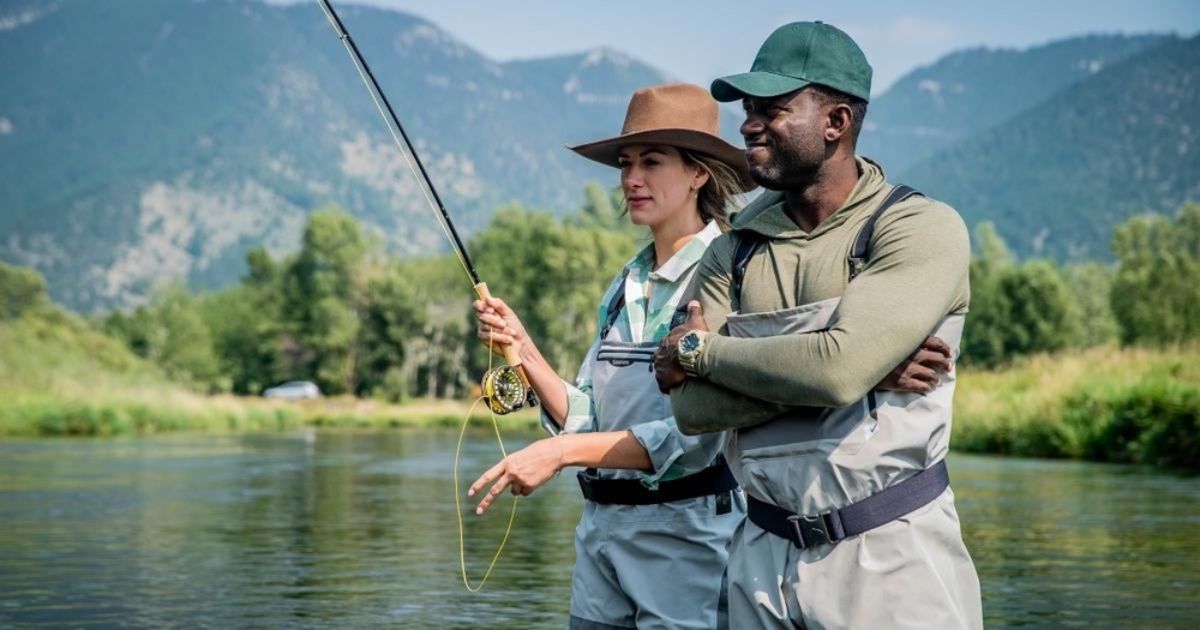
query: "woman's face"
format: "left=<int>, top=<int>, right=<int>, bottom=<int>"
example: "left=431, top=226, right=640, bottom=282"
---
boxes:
left=617, top=144, right=705, bottom=229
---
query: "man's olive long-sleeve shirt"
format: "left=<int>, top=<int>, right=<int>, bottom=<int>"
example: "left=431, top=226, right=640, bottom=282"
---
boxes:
left=671, top=157, right=970, bottom=434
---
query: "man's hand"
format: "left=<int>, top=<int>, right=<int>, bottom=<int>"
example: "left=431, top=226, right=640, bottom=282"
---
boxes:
left=877, top=336, right=953, bottom=393
left=654, top=301, right=709, bottom=393
left=468, top=437, right=565, bottom=515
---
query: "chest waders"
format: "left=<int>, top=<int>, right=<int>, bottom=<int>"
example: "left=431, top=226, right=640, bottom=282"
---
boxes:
left=730, top=185, right=952, bottom=543
left=576, top=272, right=738, bottom=505
left=724, top=185, right=981, bottom=629
left=567, top=268, right=742, bottom=630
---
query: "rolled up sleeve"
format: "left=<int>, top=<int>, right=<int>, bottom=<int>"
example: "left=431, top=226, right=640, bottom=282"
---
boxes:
left=628, top=416, right=724, bottom=488
left=541, top=338, right=600, bottom=436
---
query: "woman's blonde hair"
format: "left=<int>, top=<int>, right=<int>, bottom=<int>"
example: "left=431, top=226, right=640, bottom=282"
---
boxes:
left=678, top=148, right=745, bottom=231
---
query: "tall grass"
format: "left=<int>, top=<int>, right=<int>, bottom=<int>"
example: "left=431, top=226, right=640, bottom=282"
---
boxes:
left=954, top=345, right=1200, bottom=468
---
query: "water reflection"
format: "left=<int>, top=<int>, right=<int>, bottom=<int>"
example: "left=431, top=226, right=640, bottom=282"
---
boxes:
left=0, top=432, right=1196, bottom=628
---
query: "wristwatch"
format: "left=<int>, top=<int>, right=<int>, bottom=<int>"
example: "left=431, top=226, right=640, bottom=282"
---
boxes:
left=676, top=330, right=709, bottom=376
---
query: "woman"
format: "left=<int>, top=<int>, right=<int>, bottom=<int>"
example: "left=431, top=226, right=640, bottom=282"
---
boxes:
left=470, top=83, right=751, bottom=630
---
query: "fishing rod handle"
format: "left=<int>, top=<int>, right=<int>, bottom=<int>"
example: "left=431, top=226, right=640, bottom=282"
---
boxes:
left=474, top=283, right=527, bottom=374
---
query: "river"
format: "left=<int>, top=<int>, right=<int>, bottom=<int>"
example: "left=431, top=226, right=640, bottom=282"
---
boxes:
left=1, top=430, right=1197, bottom=628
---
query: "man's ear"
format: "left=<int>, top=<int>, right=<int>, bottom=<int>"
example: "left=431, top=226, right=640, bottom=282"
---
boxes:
left=826, top=103, right=853, bottom=143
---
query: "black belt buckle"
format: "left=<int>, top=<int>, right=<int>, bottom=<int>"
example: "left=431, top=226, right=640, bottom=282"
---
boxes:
left=787, top=513, right=833, bottom=549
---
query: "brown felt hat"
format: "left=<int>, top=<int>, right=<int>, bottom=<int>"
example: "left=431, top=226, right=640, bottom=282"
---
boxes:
left=568, top=83, right=755, bottom=190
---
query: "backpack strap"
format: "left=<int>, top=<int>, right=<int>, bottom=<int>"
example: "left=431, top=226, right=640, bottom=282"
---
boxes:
left=599, top=269, right=630, bottom=340
left=731, top=232, right=764, bottom=303
left=847, top=185, right=921, bottom=281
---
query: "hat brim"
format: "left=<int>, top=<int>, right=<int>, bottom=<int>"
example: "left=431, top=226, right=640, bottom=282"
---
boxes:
left=710, top=71, right=811, bottom=103
left=568, top=128, right=757, bottom=192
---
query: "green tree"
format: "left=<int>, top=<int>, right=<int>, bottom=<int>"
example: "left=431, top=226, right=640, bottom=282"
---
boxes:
left=357, top=268, right=426, bottom=401
left=279, top=207, right=373, bottom=395
left=0, top=262, right=48, bottom=319
left=995, top=261, right=1083, bottom=357
left=201, top=284, right=280, bottom=395
left=473, top=205, right=637, bottom=374
left=962, top=222, right=1085, bottom=366
left=962, top=222, right=1013, bottom=366
left=1111, top=204, right=1200, bottom=345
left=105, top=283, right=223, bottom=389
left=572, top=181, right=631, bottom=233
left=1064, top=263, right=1119, bottom=347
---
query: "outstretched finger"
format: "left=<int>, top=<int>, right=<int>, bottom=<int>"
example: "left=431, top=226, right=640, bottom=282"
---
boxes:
left=475, top=475, right=512, bottom=515
left=469, top=461, right=507, bottom=497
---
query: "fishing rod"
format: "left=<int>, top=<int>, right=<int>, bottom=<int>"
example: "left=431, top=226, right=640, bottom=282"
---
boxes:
left=315, top=0, right=534, bottom=415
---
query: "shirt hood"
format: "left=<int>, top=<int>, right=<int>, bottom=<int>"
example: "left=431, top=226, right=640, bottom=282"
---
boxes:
left=731, top=156, right=888, bottom=240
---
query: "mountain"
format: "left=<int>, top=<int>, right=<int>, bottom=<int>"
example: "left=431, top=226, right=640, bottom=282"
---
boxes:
left=860, top=34, right=1168, bottom=173
left=0, top=0, right=673, bottom=310
left=0, top=1, right=1191, bottom=310
left=900, top=34, right=1200, bottom=260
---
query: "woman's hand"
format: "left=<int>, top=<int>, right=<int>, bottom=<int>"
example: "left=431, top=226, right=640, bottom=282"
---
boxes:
left=473, top=296, right=528, bottom=357
left=468, top=437, right=566, bottom=514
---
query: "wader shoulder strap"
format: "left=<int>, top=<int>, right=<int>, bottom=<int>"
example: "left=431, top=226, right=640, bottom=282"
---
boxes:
left=668, top=268, right=703, bottom=330
left=599, top=269, right=630, bottom=340
left=847, top=184, right=921, bottom=281
left=731, top=232, right=764, bottom=302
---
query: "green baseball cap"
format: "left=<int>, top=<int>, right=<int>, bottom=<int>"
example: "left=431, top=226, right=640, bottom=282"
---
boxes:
left=711, top=21, right=872, bottom=103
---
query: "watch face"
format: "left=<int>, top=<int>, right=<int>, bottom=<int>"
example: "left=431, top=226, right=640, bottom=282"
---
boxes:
left=680, top=332, right=700, bottom=354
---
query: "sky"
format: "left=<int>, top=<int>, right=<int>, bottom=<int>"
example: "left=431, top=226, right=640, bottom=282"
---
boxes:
left=288, top=0, right=1200, bottom=95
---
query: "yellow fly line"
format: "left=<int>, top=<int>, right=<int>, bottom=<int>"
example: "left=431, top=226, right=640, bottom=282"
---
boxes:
left=452, top=341, right=519, bottom=592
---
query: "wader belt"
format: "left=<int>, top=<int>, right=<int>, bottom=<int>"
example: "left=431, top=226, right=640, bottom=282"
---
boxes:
left=746, top=460, right=949, bottom=549
left=577, top=459, right=737, bottom=505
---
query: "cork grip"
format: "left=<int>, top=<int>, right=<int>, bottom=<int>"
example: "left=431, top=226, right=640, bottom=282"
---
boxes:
left=473, top=282, right=526, bottom=375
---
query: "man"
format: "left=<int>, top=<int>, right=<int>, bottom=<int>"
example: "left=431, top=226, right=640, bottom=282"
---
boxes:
left=653, top=21, right=983, bottom=629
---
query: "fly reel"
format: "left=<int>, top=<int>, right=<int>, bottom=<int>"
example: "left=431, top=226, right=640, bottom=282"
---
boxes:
left=481, top=365, right=538, bottom=415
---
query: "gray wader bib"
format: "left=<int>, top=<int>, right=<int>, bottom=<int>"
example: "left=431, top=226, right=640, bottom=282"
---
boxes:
left=723, top=187, right=982, bottom=629
left=569, top=273, right=744, bottom=630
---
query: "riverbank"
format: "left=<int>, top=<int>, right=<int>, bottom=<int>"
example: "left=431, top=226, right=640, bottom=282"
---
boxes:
left=0, top=312, right=539, bottom=437
left=2, top=312, right=1196, bottom=467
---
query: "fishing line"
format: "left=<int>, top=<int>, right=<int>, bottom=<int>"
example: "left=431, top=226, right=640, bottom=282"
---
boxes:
left=452, top=336, right=519, bottom=592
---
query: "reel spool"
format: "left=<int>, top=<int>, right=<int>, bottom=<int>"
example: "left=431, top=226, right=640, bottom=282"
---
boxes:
left=474, top=282, right=537, bottom=415
left=481, top=365, right=538, bottom=415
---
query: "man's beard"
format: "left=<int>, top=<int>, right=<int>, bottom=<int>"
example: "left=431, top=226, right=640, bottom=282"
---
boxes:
left=748, top=140, right=822, bottom=191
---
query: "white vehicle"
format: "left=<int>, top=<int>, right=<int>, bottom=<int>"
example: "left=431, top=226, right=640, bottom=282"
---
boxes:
left=262, top=381, right=321, bottom=400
